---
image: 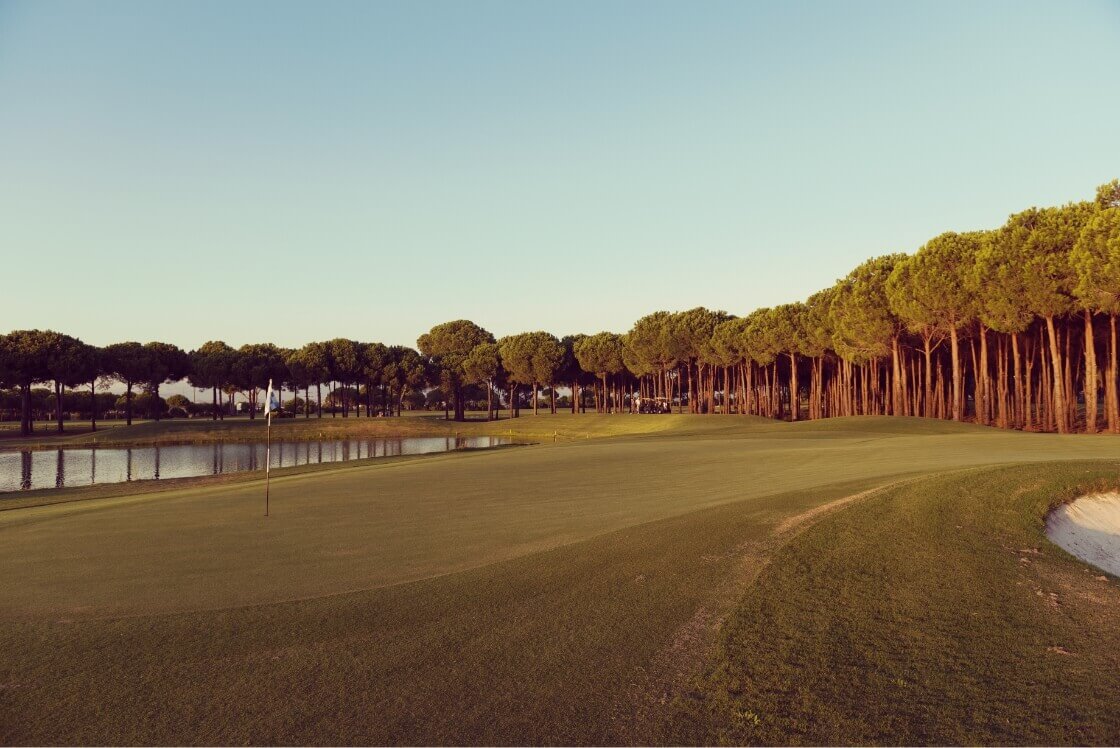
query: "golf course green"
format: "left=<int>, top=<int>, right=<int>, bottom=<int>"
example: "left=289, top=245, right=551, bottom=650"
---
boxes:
left=2, top=415, right=1118, bottom=744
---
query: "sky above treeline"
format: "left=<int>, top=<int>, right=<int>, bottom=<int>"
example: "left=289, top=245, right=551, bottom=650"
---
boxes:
left=2, top=0, right=1119, bottom=351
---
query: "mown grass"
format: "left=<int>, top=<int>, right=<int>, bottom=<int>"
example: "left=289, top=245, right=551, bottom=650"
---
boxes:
left=672, top=462, right=1120, bottom=745
left=1, top=419, right=1119, bottom=744
left=0, top=478, right=883, bottom=745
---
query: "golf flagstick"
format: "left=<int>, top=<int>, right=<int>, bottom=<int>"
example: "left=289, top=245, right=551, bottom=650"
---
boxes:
left=264, top=378, right=275, bottom=517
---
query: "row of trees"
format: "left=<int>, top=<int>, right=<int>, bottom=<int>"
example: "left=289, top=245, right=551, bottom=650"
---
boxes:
left=408, top=181, right=1120, bottom=434
left=3, top=181, right=1117, bottom=436
left=0, top=336, right=435, bottom=435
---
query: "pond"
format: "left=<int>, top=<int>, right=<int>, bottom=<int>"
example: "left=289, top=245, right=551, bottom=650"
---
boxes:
left=0, top=436, right=510, bottom=493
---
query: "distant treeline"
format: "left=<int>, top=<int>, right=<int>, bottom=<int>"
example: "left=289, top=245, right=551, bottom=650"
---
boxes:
left=0, top=382, right=533, bottom=425
left=2, top=180, right=1118, bottom=437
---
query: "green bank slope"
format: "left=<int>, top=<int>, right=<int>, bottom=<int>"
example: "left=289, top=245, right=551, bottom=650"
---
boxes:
left=674, top=462, right=1120, bottom=745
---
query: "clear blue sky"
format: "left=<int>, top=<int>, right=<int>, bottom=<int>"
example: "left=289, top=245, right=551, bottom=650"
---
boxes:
left=2, top=0, right=1118, bottom=351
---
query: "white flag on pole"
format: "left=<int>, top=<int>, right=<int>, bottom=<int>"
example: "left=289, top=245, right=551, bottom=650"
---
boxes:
left=263, top=379, right=280, bottom=417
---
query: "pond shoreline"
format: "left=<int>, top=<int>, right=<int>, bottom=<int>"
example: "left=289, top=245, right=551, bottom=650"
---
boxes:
left=0, top=436, right=518, bottom=494
left=0, top=442, right=530, bottom=512
left=0, top=424, right=499, bottom=452
left=0, top=413, right=577, bottom=452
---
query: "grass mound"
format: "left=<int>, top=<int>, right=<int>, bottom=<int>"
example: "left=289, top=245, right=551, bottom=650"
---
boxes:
left=673, top=462, right=1120, bottom=745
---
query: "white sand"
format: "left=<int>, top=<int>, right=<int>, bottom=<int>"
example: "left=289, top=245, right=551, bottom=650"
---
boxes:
left=1046, top=492, right=1120, bottom=577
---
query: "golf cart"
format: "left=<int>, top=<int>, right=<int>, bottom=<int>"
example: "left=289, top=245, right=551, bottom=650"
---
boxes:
left=635, top=396, right=672, bottom=414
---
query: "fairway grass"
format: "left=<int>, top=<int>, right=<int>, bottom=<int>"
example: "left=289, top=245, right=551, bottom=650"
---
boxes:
left=1, top=418, right=1119, bottom=744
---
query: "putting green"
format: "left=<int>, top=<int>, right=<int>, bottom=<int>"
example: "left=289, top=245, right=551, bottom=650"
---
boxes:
left=2, top=416, right=1116, bottom=618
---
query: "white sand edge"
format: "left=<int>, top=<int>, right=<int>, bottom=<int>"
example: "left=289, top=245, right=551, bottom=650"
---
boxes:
left=1046, top=492, right=1120, bottom=577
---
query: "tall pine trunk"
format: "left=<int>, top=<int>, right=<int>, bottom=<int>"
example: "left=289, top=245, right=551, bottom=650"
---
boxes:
left=995, top=336, right=1008, bottom=429
left=977, top=326, right=989, bottom=425
left=1083, top=310, right=1099, bottom=432
left=1109, top=315, right=1120, bottom=433
left=890, top=338, right=902, bottom=416
left=1064, top=328, right=1074, bottom=432
left=708, top=365, right=716, bottom=415
left=1044, top=316, right=1068, bottom=433
left=723, top=366, right=731, bottom=414
left=949, top=326, right=962, bottom=421
left=1023, top=335, right=1035, bottom=430
left=923, top=337, right=934, bottom=418
left=788, top=353, right=799, bottom=421
left=1016, top=331, right=1025, bottom=425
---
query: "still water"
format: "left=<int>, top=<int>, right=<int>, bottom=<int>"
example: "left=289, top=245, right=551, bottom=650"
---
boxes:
left=0, top=436, right=509, bottom=493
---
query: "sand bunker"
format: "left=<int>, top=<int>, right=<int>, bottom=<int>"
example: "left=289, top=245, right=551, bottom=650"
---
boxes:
left=1046, top=492, right=1120, bottom=577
